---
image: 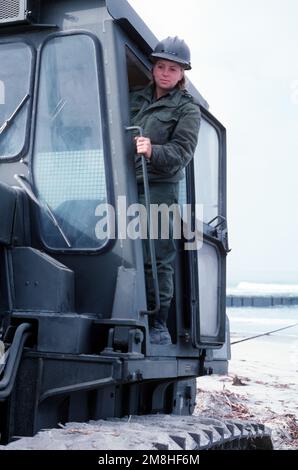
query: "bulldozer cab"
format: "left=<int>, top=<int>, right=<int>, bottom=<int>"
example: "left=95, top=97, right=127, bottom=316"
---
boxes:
left=0, top=0, right=229, bottom=441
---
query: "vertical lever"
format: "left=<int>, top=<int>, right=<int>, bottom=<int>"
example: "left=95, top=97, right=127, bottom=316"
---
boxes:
left=126, top=126, right=160, bottom=315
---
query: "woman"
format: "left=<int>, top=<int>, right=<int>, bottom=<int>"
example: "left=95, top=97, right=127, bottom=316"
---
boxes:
left=130, top=36, right=201, bottom=345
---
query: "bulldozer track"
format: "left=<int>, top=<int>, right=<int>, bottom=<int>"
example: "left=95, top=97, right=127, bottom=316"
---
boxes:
left=115, top=415, right=274, bottom=450
left=1, top=415, right=273, bottom=450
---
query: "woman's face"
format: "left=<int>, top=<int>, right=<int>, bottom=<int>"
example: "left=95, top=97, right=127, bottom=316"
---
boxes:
left=153, top=59, right=184, bottom=92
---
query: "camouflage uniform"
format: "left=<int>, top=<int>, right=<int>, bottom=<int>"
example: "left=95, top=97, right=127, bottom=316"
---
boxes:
left=130, top=84, right=201, bottom=340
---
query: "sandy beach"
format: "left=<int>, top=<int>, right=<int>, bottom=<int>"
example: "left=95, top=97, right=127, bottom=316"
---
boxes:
left=195, top=307, right=298, bottom=450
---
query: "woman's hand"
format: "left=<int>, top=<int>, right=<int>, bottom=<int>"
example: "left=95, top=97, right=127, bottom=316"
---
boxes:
left=135, top=136, right=152, bottom=159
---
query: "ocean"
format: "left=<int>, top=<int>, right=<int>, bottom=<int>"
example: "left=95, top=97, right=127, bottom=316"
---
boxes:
left=228, top=306, right=298, bottom=342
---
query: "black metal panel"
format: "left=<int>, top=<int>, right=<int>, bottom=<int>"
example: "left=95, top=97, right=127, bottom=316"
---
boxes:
left=11, top=247, right=74, bottom=312
left=35, top=313, right=93, bottom=353
left=0, top=182, right=16, bottom=245
left=0, top=249, right=13, bottom=337
left=12, top=187, right=31, bottom=246
left=9, top=354, right=39, bottom=438
left=6, top=353, right=122, bottom=439
left=106, top=0, right=156, bottom=57
left=13, top=311, right=95, bottom=354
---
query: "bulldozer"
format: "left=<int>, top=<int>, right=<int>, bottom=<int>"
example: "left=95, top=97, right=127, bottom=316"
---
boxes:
left=0, top=0, right=272, bottom=449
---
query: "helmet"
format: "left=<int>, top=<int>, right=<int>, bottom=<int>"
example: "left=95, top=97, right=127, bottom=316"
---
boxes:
left=150, top=36, right=192, bottom=70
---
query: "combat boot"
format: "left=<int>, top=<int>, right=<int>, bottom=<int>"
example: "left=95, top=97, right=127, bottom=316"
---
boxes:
left=149, top=318, right=172, bottom=345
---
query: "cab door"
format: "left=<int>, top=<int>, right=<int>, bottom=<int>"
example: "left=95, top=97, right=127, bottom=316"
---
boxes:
left=190, top=108, right=228, bottom=348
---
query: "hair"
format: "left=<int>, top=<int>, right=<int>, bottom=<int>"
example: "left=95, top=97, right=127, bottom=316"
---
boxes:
left=177, top=71, right=186, bottom=90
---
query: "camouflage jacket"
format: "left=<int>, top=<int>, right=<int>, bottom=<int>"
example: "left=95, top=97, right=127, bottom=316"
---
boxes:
left=130, top=84, right=201, bottom=183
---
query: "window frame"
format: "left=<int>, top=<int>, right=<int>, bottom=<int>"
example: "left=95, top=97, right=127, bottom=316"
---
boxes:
left=186, top=107, right=227, bottom=347
left=194, top=116, right=220, bottom=224
left=194, top=108, right=227, bottom=227
left=0, top=39, right=35, bottom=162
left=32, top=30, right=114, bottom=254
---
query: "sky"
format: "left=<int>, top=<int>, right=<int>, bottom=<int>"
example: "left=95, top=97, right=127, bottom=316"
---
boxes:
left=129, top=0, right=298, bottom=286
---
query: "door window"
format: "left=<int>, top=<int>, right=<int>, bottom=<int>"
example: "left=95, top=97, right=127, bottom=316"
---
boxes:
left=34, top=34, right=109, bottom=250
left=194, top=118, right=219, bottom=223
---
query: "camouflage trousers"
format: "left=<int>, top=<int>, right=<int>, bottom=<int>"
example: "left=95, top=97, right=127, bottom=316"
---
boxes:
left=138, top=182, right=179, bottom=324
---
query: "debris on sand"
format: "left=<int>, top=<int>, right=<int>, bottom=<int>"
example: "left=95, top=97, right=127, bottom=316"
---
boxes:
left=195, top=375, right=298, bottom=450
left=232, top=375, right=248, bottom=386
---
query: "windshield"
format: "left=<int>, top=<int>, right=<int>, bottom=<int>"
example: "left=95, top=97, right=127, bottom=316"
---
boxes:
left=0, top=42, right=32, bottom=159
left=33, top=34, right=109, bottom=250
